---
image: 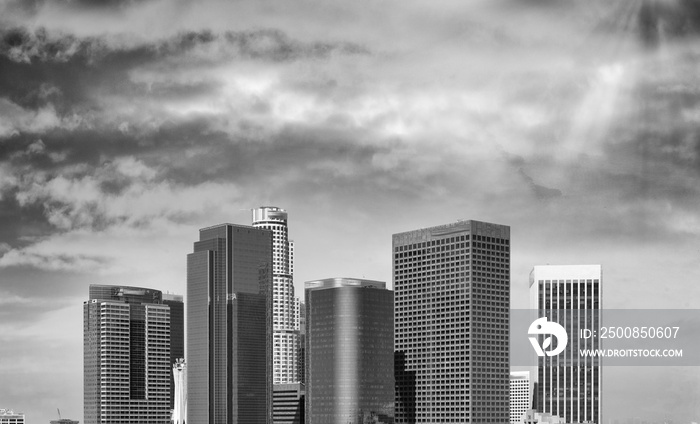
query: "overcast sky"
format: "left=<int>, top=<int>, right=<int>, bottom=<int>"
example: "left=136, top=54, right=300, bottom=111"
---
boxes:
left=1, top=0, right=700, bottom=422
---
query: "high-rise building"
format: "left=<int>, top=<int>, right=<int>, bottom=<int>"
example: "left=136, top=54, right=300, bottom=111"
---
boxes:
left=529, top=265, right=602, bottom=424
left=172, top=359, right=187, bottom=424
left=0, top=409, right=24, bottom=424
left=252, top=206, right=300, bottom=385
left=83, top=285, right=171, bottom=424
left=305, top=278, right=395, bottom=424
left=393, top=220, right=510, bottom=424
left=273, top=384, right=305, bottom=424
left=187, top=223, right=273, bottom=424
left=162, top=293, right=184, bottom=411
left=510, top=371, right=531, bottom=424
left=297, top=301, right=306, bottom=384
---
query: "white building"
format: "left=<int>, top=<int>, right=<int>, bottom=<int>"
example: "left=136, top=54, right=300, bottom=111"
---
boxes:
left=0, top=409, right=24, bottom=424
left=252, top=206, right=300, bottom=384
left=530, top=265, right=602, bottom=424
left=172, top=359, right=187, bottom=424
left=510, top=371, right=532, bottom=424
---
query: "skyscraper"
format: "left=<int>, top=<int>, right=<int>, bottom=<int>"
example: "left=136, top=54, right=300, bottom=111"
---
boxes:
left=163, top=293, right=184, bottom=411
left=272, top=384, right=305, bottom=424
left=510, top=371, right=531, bottom=424
left=530, top=265, right=602, bottom=424
left=298, top=301, right=306, bottom=384
left=252, top=206, right=300, bottom=385
left=187, top=223, right=273, bottom=424
left=393, top=220, right=510, bottom=424
left=83, top=285, right=171, bottom=424
left=305, top=278, right=395, bottom=424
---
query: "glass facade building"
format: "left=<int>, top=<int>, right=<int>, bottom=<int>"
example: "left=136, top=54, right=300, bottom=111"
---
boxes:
left=187, top=223, right=273, bottom=424
left=83, top=285, right=171, bottom=424
left=305, top=278, right=395, bottom=424
left=530, top=265, right=602, bottom=424
left=393, top=220, right=511, bottom=424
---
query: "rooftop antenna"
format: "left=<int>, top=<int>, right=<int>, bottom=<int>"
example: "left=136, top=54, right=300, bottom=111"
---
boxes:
left=57, top=408, right=61, bottom=420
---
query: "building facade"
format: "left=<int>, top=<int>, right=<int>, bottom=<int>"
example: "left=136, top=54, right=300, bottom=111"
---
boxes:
left=0, top=409, right=24, bottom=424
left=83, top=285, right=171, bottom=424
left=510, top=372, right=531, bottom=424
left=305, top=278, right=395, bottom=424
left=252, top=206, right=300, bottom=385
left=393, top=220, right=511, bottom=424
left=273, top=383, right=305, bottom=424
left=529, top=265, right=602, bottom=424
left=298, top=302, right=306, bottom=384
left=162, top=293, right=184, bottom=411
left=172, top=359, right=187, bottom=424
left=187, top=223, right=273, bottom=424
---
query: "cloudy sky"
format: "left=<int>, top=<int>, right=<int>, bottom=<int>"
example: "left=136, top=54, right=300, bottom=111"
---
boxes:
left=1, top=0, right=700, bottom=422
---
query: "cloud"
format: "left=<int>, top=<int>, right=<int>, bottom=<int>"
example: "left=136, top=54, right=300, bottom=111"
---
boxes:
left=0, top=97, right=64, bottom=137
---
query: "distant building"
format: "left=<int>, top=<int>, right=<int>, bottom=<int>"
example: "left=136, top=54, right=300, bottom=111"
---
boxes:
left=297, top=302, right=306, bottom=384
left=305, top=278, right=394, bottom=424
left=510, top=371, right=532, bottom=424
left=163, top=293, right=184, bottom=411
left=530, top=265, right=602, bottom=424
left=394, top=220, right=511, bottom=424
left=273, top=383, right=304, bottom=424
left=523, top=409, right=566, bottom=424
left=172, top=359, right=187, bottom=424
left=50, top=419, right=79, bottom=424
left=187, top=223, right=273, bottom=424
left=84, top=285, right=171, bottom=424
left=0, top=409, right=24, bottom=424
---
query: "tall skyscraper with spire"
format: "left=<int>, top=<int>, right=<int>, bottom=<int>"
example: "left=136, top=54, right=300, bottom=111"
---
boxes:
left=393, top=220, right=511, bottom=424
left=187, top=223, right=273, bottom=424
left=252, top=206, right=300, bottom=385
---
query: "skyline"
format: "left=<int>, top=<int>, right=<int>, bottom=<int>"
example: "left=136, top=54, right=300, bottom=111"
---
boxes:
left=1, top=0, right=700, bottom=423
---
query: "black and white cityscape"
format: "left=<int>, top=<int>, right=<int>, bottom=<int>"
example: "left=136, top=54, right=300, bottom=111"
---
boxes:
left=1, top=0, right=700, bottom=423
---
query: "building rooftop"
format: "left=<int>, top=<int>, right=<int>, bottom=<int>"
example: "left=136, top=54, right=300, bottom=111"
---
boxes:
left=305, top=277, right=386, bottom=291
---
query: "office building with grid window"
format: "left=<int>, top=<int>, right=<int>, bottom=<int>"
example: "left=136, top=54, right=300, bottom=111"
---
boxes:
left=529, top=265, right=602, bottom=424
left=187, top=223, right=273, bottom=424
left=393, top=220, right=510, bottom=424
left=510, top=371, right=531, bottom=424
left=305, top=278, right=395, bottom=424
left=83, top=285, right=171, bottom=424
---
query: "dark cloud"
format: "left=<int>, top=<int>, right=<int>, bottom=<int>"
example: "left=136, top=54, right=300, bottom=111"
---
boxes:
left=496, top=145, right=562, bottom=200
left=0, top=26, right=369, bottom=123
left=638, top=0, right=700, bottom=48
left=61, top=0, right=151, bottom=8
left=0, top=195, right=53, bottom=247
left=517, top=168, right=563, bottom=200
